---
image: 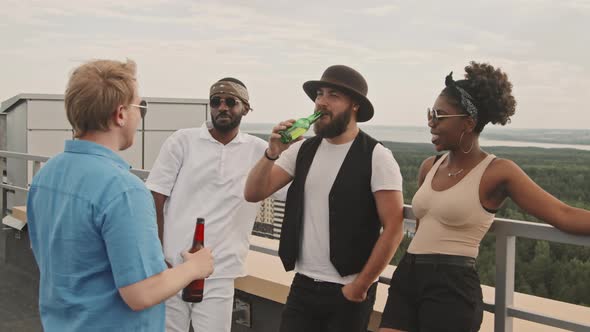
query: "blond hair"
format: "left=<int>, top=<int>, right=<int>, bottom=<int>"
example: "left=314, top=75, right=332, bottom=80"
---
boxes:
left=65, top=59, right=137, bottom=137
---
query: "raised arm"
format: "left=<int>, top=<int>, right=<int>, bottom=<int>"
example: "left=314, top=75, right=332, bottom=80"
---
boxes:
left=244, top=120, right=298, bottom=202
left=500, top=159, right=590, bottom=235
left=244, top=156, right=293, bottom=202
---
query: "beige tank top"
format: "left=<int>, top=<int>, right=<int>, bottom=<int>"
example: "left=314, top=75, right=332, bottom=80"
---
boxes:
left=408, top=153, right=496, bottom=258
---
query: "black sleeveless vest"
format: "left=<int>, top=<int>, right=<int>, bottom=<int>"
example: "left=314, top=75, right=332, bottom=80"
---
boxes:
left=278, top=130, right=381, bottom=276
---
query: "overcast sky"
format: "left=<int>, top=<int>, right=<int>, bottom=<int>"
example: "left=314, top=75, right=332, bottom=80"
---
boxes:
left=1, top=0, right=589, bottom=129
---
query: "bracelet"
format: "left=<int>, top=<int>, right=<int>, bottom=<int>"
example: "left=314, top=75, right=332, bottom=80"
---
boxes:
left=264, top=148, right=279, bottom=161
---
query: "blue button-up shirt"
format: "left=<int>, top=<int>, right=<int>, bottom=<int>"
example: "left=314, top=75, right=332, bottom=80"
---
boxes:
left=27, top=140, right=166, bottom=332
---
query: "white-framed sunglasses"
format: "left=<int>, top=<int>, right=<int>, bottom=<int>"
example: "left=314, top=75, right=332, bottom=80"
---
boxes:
left=427, top=107, right=468, bottom=122
left=129, top=100, right=148, bottom=118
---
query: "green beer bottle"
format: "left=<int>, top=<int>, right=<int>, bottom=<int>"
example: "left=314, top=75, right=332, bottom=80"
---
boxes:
left=279, top=111, right=323, bottom=144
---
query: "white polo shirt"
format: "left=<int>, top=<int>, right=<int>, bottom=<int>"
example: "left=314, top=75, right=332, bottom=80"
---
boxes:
left=145, top=123, right=273, bottom=279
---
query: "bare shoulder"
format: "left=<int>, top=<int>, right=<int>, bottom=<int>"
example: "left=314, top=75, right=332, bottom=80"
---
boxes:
left=482, top=157, right=526, bottom=188
left=420, top=155, right=438, bottom=173
left=418, top=155, right=438, bottom=184
left=486, top=157, right=521, bottom=174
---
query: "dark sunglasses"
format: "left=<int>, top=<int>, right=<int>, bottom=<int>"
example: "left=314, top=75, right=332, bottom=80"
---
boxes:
left=210, top=96, right=240, bottom=108
left=129, top=100, right=148, bottom=118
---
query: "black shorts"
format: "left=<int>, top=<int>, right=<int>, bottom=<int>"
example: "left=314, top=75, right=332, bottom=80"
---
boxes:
left=380, top=253, right=483, bottom=332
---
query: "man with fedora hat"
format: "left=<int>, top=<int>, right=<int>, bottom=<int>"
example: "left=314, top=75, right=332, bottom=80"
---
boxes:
left=146, top=77, right=285, bottom=332
left=245, top=65, right=405, bottom=331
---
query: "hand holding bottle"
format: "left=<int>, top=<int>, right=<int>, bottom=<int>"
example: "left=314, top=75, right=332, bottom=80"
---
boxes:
left=267, top=119, right=298, bottom=159
left=268, top=111, right=324, bottom=159
left=181, top=247, right=214, bottom=280
left=182, top=217, right=210, bottom=302
left=278, top=111, right=323, bottom=144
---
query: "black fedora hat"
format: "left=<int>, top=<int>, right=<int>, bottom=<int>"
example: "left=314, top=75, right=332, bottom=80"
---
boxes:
left=302, top=65, right=374, bottom=122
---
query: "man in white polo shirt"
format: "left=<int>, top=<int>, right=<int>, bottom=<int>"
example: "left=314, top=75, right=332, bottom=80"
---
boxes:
left=146, top=77, right=279, bottom=332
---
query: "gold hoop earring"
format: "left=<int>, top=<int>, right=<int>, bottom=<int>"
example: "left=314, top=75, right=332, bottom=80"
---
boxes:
left=458, top=131, right=474, bottom=154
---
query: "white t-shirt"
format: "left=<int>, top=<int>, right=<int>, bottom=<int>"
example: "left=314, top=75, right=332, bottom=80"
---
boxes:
left=146, top=124, right=280, bottom=279
left=275, top=137, right=403, bottom=285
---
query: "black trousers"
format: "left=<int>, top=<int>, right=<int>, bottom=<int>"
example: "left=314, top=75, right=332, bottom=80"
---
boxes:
left=279, top=273, right=377, bottom=332
left=380, top=253, right=484, bottom=332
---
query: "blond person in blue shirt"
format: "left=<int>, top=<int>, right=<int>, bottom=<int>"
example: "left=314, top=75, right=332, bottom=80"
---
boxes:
left=27, top=59, right=213, bottom=332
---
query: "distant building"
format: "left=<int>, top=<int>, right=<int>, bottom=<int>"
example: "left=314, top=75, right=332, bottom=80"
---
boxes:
left=272, top=200, right=285, bottom=239
left=254, top=199, right=285, bottom=240
left=255, top=198, right=275, bottom=224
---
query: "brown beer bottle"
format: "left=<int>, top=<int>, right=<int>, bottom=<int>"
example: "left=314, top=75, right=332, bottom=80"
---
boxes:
left=182, top=218, right=205, bottom=302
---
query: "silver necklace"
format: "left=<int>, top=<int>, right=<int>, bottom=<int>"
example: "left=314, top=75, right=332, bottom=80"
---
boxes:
left=448, top=169, right=464, bottom=177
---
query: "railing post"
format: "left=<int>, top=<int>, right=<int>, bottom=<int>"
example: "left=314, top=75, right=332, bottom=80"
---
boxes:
left=495, top=230, right=516, bottom=332
left=1, top=156, right=5, bottom=218
left=1, top=187, right=5, bottom=219
left=32, top=161, right=41, bottom=177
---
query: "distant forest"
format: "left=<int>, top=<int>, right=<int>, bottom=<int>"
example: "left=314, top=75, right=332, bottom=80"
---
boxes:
left=386, top=141, right=590, bottom=306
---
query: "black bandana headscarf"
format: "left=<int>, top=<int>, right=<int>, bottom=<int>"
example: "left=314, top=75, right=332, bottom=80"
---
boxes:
left=445, top=72, right=478, bottom=123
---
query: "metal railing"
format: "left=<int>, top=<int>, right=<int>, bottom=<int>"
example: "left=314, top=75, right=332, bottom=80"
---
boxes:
left=0, top=151, right=148, bottom=217
left=0, top=151, right=48, bottom=218
left=1, top=150, right=590, bottom=332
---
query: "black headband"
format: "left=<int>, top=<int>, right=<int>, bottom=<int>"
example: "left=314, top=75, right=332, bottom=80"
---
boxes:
left=445, top=72, right=478, bottom=123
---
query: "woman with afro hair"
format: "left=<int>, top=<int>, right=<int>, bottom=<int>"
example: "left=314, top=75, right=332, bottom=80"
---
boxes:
left=379, top=61, right=590, bottom=332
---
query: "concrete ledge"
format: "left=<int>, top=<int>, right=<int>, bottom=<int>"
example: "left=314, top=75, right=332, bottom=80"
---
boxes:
left=2, top=206, right=27, bottom=230
left=2, top=215, right=26, bottom=231
left=2, top=206, right=27, bottom=231
left=238, top=236, right=590, bottom=332
left=11, top=206, right=26, bottom=222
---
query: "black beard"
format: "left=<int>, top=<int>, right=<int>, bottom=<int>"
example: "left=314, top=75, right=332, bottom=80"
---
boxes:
left=313, top=106, right=352, bottom=138
left=212, top=114, right=242, bottom=132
